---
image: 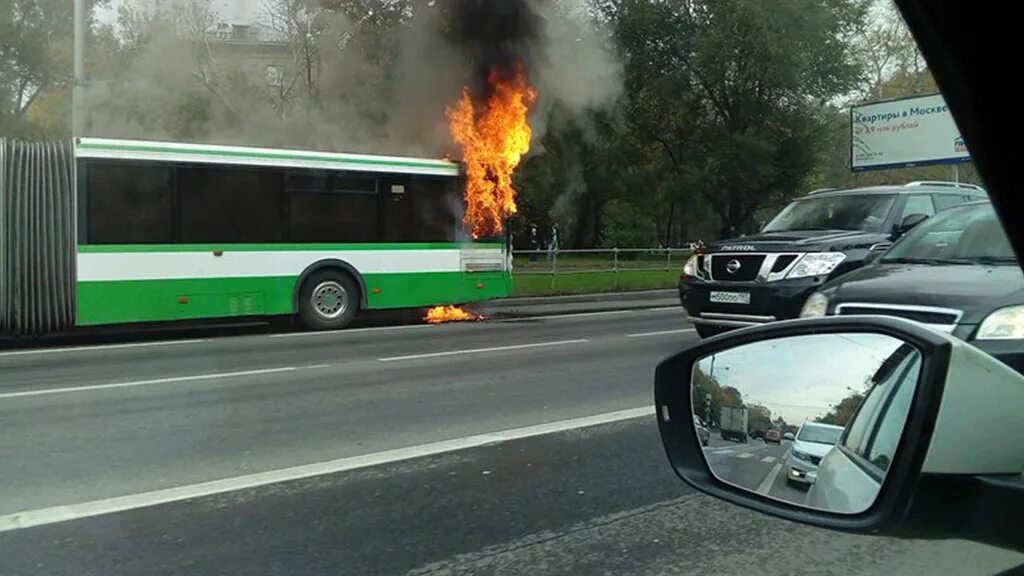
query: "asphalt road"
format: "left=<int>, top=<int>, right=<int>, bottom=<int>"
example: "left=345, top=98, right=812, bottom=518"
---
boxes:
left=1, top=307, right=1021, bottom=575
left=702, top=437, right=807, bottom=504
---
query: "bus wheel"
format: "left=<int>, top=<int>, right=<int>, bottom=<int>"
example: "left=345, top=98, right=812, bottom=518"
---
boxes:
left=299, top=271, right=360, bottom=330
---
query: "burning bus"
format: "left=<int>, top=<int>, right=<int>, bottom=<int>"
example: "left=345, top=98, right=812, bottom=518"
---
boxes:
left=0, top=137, right=514, bottom=335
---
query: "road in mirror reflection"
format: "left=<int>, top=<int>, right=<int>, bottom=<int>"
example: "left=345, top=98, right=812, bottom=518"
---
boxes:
left=691, top=332, right=921, bottom=514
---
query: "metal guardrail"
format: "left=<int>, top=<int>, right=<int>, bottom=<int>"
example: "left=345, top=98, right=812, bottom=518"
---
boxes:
left=512, top=248, right=692, bottom=285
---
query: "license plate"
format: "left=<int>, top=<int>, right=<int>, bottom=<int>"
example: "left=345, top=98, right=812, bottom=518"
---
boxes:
left=710, top=291, right=751, bottom=305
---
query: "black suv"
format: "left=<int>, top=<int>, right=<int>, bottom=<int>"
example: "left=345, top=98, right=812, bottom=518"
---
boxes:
left=679, top=181, right=988, bottom=338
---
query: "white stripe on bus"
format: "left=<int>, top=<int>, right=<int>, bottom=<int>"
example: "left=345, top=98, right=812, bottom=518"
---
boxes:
left=77, top=249, right=504, bottom=282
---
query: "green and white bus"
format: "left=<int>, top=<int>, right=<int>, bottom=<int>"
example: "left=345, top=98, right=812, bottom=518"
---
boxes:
left=0, top=138, right=512, bottom=336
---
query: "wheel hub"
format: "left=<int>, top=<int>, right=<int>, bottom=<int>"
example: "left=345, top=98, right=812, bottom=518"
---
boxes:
left=312, top=281, right=349, bottom=319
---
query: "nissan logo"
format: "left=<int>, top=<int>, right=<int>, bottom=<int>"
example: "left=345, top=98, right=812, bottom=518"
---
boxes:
left=726, top=259, right=742, bottom=274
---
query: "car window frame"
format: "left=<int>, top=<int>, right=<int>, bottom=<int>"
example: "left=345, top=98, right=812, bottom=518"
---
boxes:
left=932, top=192, right=967, bottom=212
left=899, top=193, right=937, bottom=221
left=836, top=348, right=922, bottom=482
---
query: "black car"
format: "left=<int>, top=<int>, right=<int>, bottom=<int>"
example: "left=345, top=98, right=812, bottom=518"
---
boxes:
left=802, top=201, right=1024, bottom=374
left=679, top=182, right=987, bottom=338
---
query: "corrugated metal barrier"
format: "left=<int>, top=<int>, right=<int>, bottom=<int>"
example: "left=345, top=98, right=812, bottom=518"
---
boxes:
left=0, top=139, right=77, bottom=336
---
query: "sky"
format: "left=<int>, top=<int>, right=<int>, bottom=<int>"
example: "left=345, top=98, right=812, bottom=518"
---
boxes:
left=695, top=333, right=907, bottom=424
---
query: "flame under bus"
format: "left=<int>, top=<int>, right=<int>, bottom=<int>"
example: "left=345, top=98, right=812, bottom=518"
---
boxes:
left=0, top=138, right=511, bottom=335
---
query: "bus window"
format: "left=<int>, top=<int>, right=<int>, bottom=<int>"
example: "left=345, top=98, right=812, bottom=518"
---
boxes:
left=85, top=162, right=174, bottom=244
left=286, top=171, right=378, bottom=243
left=384, top=176, right=457, bottom=242
left=178, top=165, right=285, bottom=243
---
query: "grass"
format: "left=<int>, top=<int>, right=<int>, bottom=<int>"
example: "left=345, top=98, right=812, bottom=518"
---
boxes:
left=512, top=269, right=680, bottom=297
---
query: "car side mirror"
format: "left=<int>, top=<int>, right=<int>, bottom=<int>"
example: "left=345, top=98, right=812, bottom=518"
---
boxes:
left=893, top=213, right=929, bottom=238
left=654, top=316, right=1024, bottom=551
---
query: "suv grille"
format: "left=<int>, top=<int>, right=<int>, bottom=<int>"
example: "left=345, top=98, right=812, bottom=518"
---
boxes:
left=709, top=254, right=764, bottom=281
left=836, top=304, right=961, bottom=328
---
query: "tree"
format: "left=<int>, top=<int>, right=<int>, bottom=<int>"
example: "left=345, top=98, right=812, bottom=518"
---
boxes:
left=691, top=364, right=746, bottom=427
left=816, top=392, right=865, bottom=427
left=0, top=0, right=108, bottom=138
left=747, top=403, right=773, bottom=432
left=850, top=0, right=921, bottom=101
left=595, top=0, right=866, bottom=237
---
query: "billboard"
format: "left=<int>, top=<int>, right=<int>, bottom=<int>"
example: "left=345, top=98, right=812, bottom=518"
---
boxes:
left=851, top=93, right=970, bottom=171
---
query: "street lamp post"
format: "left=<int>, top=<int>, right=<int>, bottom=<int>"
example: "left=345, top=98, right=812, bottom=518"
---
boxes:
left=73, top=0, right=86, bottom=137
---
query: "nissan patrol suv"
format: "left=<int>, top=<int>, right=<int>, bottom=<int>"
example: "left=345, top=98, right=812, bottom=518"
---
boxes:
left=679, top=181, right=988, bottom=338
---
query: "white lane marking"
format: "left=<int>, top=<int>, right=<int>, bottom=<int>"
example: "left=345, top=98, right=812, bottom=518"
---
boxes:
left=497, top=310, right=633, bottom=322
left=712, top=449, right=733, bottom=455
left=270, top=324, right=437, bottom=338
left=646, top=306, right=682, bottom=312
left=736, top=452, right=755, bottom=459
left=0, top=339, right=205, bottom=358
left=0, top=405, right=654, bottom=532
left=625, top=329, right=696, bottom=338
left=761, top=456, right=776, bottom=463
left=0, top=366, right=320, bottom=400
left=756, top=448, right=790, bottom=495
left=377, top=339, right=589, bottom=362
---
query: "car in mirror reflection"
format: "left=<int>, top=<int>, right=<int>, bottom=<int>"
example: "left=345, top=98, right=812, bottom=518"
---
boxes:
left=785, top=422, right=843, bottom=487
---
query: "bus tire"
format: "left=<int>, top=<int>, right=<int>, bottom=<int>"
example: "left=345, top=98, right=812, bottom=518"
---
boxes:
left=298, top=270, right=360, bottom=331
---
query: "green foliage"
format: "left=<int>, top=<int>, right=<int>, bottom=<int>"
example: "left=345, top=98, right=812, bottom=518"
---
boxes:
left=600, top=199, right=652, bottom=248
left=816, top=393, right=865, bottom=427
left=0, top=0, right=107, bottom=138
left=691, top=364, right=747, bottom=426
left=747, top=403, right=774, bottom=432
left=592, top=0, right=866, bottom=237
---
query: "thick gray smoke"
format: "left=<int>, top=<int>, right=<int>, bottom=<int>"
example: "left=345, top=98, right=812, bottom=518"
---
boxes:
left=86, top=0, right=623, bottom=157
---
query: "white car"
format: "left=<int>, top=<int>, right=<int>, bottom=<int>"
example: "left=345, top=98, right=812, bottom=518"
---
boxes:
left=785, top=422, right=844, bottom=487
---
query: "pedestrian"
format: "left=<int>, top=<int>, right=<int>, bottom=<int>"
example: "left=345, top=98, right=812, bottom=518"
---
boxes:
left=529, top=224, right=539, bottom=262
left=547, top=222, right=560, bottom=261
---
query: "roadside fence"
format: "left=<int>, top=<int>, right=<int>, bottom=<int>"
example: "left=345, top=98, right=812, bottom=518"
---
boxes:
left=512, top=247, right=693, bottom=289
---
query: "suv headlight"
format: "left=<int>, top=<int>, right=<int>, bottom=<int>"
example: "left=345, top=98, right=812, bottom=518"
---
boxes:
left=682, top=254, right=700, bottom=278
left=785, top=253, right=846, bottom=280
left=792, top=450, right=812, bottom=462
left=976, top=305, right=1024, bottom=340
left=800, top=292, right=829, bottom=318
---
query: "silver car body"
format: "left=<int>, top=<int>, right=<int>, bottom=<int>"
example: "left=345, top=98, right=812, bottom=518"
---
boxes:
left=806, top=446, right=880, bottom=513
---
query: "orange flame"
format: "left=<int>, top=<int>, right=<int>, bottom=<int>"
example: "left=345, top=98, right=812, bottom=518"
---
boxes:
left=447, top=66, right=537, bottom=238
left=424, top=305, right=486, bottom=324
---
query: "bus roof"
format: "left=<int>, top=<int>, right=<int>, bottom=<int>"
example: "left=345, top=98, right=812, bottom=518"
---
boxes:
left=74, top=137, right=461, bottom=177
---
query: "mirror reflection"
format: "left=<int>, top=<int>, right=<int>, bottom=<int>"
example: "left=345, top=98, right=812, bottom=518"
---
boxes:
left=691, top=333, right=921, bottom=514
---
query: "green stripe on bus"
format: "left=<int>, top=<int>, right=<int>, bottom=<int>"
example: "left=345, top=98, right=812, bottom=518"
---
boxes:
left=76, top=142, right=459, bottom=171
left=75, top=272, right=511, bottom=325
left=77, top=243, right=504, bottom=253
